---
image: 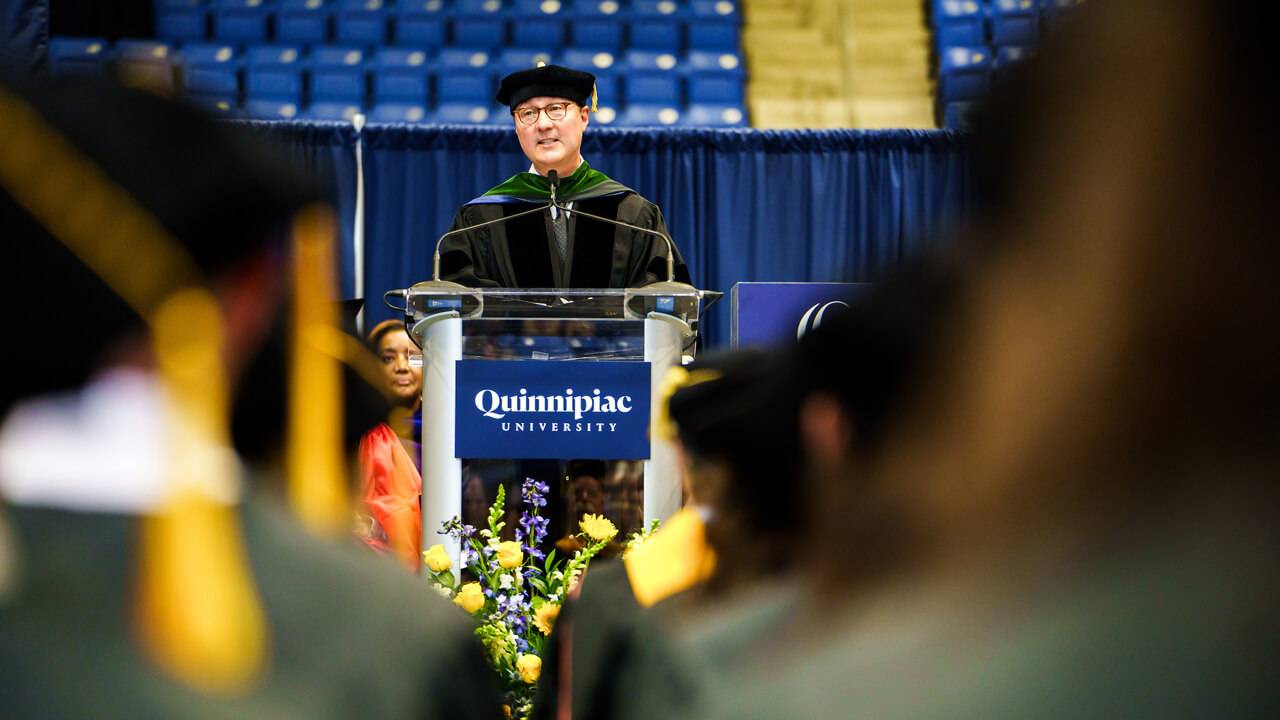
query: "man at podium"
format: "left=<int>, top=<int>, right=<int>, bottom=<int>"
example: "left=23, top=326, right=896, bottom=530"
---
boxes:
left=438, top=64, right=691, bottom=289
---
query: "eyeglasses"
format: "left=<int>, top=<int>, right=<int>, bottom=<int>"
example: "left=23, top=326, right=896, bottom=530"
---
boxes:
left=513, top=102, right=575, bottom=125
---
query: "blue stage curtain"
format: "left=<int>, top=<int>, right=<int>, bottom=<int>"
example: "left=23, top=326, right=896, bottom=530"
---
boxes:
left=238, top=120, right=362, bottom=299
left=360, top=125, right=975, bottom=348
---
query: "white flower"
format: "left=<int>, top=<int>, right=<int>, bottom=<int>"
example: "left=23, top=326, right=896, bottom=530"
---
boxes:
left=480, top=529, right=492, bottom=538
left=499, top=574, right=514, bottom=590
left=434, top=584, right=453, bottom=598
left=487, top=537, right=501, bottom=549
left=548, top=593, right=560, bottom=603
left=550, top=571, right=563, bottom=581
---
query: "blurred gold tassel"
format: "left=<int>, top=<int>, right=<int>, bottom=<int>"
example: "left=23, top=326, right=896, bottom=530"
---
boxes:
left=135, top=290, right=269, bottom=695
left=286, top=204, right=350, bottom=534
left=652, top=366, right=722, bottom=442
left=0, top=86, right=269, bottom=694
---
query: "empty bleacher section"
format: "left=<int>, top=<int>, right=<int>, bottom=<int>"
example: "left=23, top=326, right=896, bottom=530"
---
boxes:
left=743, top=0, right=932, bottom=129
left=48, top=0, right=752, bottom=127
left=930, top=0, right=1084, bottom=128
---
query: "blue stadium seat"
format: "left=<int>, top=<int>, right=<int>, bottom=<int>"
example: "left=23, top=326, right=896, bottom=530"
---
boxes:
left=569, top=0, right=626, bottom=50
left=113, top=40, right=179, bottom=92
left=435, top=47, right=495, bottom=103
left=311, top=44, right=367, bottom=68
left=616, top=104, right=681, bottom=126
left=393, top=0, right=449, bottom=48
left=623, top=50, right=682, bottom=109
left=178, top=42, right=241, bottom=96
left=933, top=0, right=984, bottom=48
left=244, top=44, right=305, bottom=102
left=370, top=102, right=430, bottom=122
left=686, top=49, right=743, bottom=105
left=990, top=0, right=1038, bottom=46
left=559, top=47, right=618, bottom=74
left=631, top=0, right=685, bottom=51
left=311, top=66, right=366, bottom=103
left=212, top=0, right=271, bottom=43
left=113, top=39, right=175, bottom=63
left=681, top=103, right=746, bottom=127
left=373, top=48, right=431, bottom=104
left=938, top=45, right=992, bottom=102
left=624, top=73, right=680, bottom=106
left=512, top=0, right=567, bottom=48
left=993, top=44, right=1032, bottom=83
left=497, top=48, right=555, bottom=74
left=624, top=48, right=682, bottom=73
left=455, top=0, right=507, bottom=47
left=277, top=0, right=332, bottom=45
left=243, top=97, right=303, bottom=119
left=48, top=37, right=110, bottom=77
left=184, top=93, right=241, bottom=116
left=586, top=102, right=617, bottom=126
left=943, top=100, right=978, bottom=129
left=432, top=102, right=499, bottom=124
left=689, top=0, right=740, bottom=51
left=591, top=74, right=619, bottom=107
left=335, top=0, right=391, bottom=45
left=155, top=0, right=209, bottom=42
left=303, top=100, right=363, bottom=120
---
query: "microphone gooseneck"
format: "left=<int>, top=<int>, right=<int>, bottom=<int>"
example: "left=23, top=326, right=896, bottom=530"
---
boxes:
left=431, top=202, right=552, bottom=281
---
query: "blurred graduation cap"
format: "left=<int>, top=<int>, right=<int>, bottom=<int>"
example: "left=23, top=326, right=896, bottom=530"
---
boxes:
left=0, top=73, right=342, bottom=695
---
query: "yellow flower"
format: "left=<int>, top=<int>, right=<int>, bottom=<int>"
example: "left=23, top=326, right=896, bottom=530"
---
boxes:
left=502, top=705, right=512, bottom=719
left=517, top=653, right=542, bottom=684
left=496, top=540, right=524, bottom=569
left=580, top=513, right=617, bottom=542
left=423, top=544, right=452, bottom=572
left=533, top=603, right=561, bottom=635
left=454, top=582, right=485, bottom=614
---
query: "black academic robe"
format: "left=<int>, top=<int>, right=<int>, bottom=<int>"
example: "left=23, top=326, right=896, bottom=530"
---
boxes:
left=439, top=192, right=691, bottom=289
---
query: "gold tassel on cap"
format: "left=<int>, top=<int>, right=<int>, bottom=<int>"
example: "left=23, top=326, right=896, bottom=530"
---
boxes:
left=0, top=85, right=269, bottom=695
left=591, top=83, right=598, bottom=112
left=652, top=365, right=722, bottom=442
left=286, top=204, right=350, bottom=535
left=137, top=289, right=269, bottom=694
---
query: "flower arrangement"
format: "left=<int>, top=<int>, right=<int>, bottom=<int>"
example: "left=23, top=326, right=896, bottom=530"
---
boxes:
left=424, top=478, right=618, bottom=720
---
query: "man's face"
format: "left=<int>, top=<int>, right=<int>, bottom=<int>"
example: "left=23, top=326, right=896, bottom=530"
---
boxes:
left=513, top=96, right=589, bottom=177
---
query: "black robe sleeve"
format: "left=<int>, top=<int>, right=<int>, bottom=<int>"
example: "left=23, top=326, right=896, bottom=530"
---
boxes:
left=438, top=205, right=505, bottom=288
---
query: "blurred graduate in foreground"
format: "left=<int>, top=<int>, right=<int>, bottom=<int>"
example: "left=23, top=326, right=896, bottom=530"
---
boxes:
left=0, top=74, right=499, bottom=719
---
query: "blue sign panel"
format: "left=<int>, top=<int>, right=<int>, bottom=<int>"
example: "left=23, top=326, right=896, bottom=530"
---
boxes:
left=730, top=282, right=868, bottom=348
left=455, top=360, right=652, bottom=459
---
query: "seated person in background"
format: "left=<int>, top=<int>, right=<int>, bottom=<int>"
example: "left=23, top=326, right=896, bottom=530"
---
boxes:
left=555, top=459, right=621, bottom=558
left=438, top=64, right=690, bottom=289
left=356, top=319, right=425, bottom=572
left=366, top=318, right=423, bottom=461
left=533, top=348, right=803, bottom=720
left=685, top=2, right=1280, bottom=719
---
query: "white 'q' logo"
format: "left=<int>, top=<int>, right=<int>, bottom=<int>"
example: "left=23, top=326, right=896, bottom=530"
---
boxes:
left=796, top=301, right=849, bottom=340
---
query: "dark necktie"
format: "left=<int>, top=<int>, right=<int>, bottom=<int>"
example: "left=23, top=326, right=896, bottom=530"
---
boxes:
left=553, top=209, right=569, bottom=267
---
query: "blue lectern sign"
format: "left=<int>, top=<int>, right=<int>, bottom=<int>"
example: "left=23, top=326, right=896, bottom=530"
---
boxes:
left=730, top=282, right=868, bottom=348
left=455, top=360, right=652, bottom=459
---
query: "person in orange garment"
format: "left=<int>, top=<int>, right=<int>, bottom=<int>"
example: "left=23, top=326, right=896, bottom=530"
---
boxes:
left=356, top=320, right=424, bottom=572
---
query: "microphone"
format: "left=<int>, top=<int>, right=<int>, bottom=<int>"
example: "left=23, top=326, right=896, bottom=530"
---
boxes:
left=548, top=169, right=559, bottom=207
